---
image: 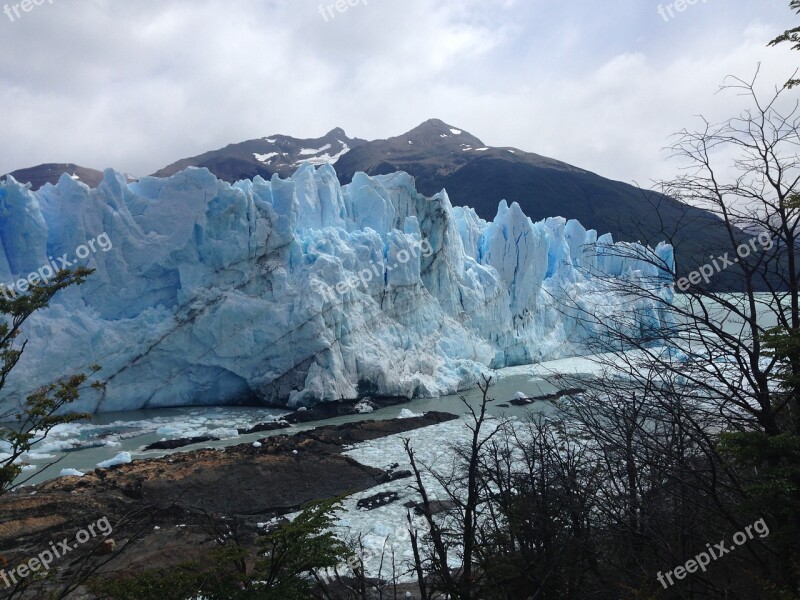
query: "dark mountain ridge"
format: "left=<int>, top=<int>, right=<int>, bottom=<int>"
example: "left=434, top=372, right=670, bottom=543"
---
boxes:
left=1, top=163, right=108, bottom=189
left=2, top=120, right=744, bottom=288
left=153, top=128, right=367, bottom=182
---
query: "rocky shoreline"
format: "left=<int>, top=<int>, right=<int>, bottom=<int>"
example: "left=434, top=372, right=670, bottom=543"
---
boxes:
left=0, top=411, right=457, bottom=597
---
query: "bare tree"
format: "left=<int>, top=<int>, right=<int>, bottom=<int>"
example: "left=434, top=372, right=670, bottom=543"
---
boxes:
left=537, top=71, right=800, bottom=597
left=403, top=376, right=503, bottom=600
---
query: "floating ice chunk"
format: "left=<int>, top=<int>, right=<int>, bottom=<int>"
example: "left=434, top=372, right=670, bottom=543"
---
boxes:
left=207, top=428, right=240, bottom=439
left=398, top=409, right=423, bottom=419
left=354, top=401, right=374, bottom=414
left=156, top=426, right=184, bottom=436
left=22, top=452, right=56, bottom=461
left=97, top=452, right=132, bottom=468
left=59, top=468, right=85, bottom=477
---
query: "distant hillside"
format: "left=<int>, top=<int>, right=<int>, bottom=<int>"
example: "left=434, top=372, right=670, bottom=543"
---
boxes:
left=1, top=163, right=108, bottom=189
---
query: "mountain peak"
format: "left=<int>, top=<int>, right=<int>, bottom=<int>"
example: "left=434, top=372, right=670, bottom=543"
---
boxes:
left=418, top=118, right=452, bottom=129
left=400, top=120, right=484, bottom=147
left=325, top=127, right=348, bottom=138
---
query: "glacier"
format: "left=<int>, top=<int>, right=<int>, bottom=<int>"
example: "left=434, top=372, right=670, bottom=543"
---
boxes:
left=0, top=164, right=673, bottom=412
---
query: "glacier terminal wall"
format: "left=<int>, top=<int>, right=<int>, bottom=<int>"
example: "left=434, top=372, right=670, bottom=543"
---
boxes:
left=0, top=164, right=673, bottom=412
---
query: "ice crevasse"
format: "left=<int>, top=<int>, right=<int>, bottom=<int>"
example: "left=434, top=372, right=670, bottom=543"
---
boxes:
left=0, top=164, right=674, bottom=412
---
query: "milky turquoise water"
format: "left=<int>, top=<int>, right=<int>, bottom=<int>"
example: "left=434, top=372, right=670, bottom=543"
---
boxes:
left=13, top=369, right=582, bottom=487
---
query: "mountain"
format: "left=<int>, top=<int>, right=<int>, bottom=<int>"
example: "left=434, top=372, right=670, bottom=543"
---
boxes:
left=334, top=119, right=734, bottom=285
left=0, top=166, right=670, bottom=412
left=335, top=118, right=584, bottom=184
left=145, top=119, right=737, bottom=286
left=152, top=128, right=367, bottom=181
left=1, top=163, right=108, bottom=189
left=2, top=120, right=742, bottom=287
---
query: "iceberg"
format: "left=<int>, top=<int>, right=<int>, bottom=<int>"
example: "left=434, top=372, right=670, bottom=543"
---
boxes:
left=59, top=468, right=86, bottom=478
left=0, top=164, right=672, bottom=412
left=96, top=451, right=132, bottom=468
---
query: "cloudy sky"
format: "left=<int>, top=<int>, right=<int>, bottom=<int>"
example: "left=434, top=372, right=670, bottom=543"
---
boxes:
left=0, top=0, right=797, bottom=188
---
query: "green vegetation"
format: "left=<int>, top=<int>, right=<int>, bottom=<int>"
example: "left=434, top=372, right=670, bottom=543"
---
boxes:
left=770, top=0, right=800, bottom=87
left=0, top=267, right=99, bottom=496
left=90, top=499, right=349, bottom=600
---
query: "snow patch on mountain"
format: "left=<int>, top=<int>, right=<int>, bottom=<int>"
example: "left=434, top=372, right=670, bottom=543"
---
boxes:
left=299, top=144, right=332, bottom=156
left=294, top=142, right=351, bottom=167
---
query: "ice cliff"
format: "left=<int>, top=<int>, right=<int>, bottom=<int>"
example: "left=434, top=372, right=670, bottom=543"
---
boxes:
left=0, top=164, right=673, bottom=412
